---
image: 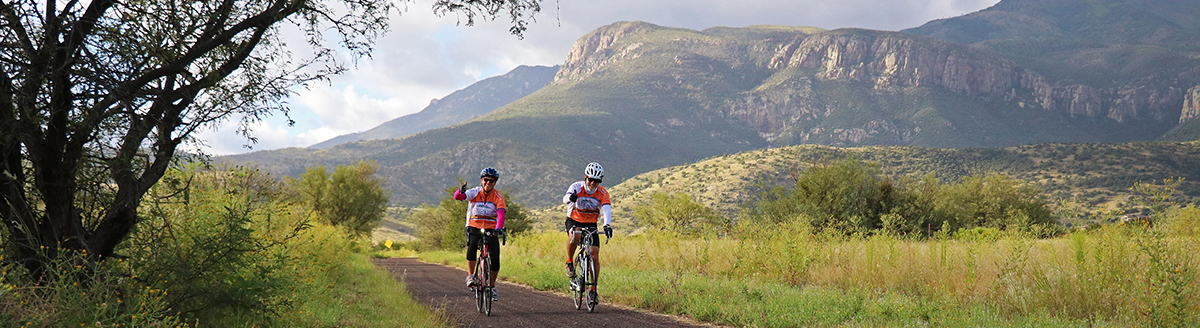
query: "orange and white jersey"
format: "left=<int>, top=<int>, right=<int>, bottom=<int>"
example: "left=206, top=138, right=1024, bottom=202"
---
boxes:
left=565, top=181, right=610, bottom=224
left=464, top=187, right=507, bottom=229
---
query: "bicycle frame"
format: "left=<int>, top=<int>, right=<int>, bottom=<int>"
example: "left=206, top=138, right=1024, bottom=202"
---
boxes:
left=570, top=227, right=608, bottom=312
left=472, top=227, right=501, bottom=316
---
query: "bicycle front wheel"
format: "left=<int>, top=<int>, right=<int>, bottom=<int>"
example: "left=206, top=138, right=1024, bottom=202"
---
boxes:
left=584, top=256, right=598, bottom=312
left=572, top=256, right=584, bottom=310
left=482, top=254, right=492, bottom=314
left=483, top=286, right=493, bottom=316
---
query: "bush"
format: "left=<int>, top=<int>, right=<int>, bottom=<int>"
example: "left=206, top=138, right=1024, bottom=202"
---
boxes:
left=633, top=192, right=728, bottom=235
left=0, top=250, right=184, bottom=326
left=122, top=165, right=322, bottom=324
left=933, top=173, right=1055, bottom=233
left=741, top=159, right=1055, bottom=238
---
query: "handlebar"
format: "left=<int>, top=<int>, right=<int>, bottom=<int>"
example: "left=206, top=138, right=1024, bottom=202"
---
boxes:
left=570, top=226, right=611, bottom=245
left=478, top=227, right=507, bottom=245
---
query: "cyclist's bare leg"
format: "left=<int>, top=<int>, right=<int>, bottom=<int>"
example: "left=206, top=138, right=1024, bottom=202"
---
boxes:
left=468, top=260, right=477, bottom=276
left=590, top=245, right=600, bottom=291
left=489, top=271, right=499, bottom=285
left=566, top=230, right=581, bottom=263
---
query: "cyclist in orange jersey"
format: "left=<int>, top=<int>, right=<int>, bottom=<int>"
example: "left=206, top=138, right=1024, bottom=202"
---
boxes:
left=563, top=162, right=613, bottom=285
left=454, top=167, right=507, bottom=301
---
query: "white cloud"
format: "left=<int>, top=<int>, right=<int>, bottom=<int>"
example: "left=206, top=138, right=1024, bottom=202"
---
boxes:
left=191, top=119, right=315, bottom=156
left=204, top=0, right=1002, bottom=155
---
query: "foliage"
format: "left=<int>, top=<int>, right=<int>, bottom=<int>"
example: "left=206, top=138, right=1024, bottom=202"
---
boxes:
left=0, top=0, right=547, bottom=284
left=632, top=192, right=727, bottom=235
left=0, top=251, right=183, bottom=326
left=741, top=158, right=1055, bottom=237
left=1131, top=177, right=1185, bottom=221
left=0, top=0, right=396, bottom=277
left=499, top=190, right=535, bottom=236
left=1, top=165, right=445, bottom=326
left=289, top=161, right=391, bottom=236
left=121, top=165, right=319, bottom=323
left=933, top=173, right=1056, bottom=234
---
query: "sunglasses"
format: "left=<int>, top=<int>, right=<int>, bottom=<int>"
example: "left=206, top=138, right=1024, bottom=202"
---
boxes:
left=586, top=177, right=602, bottom=184
left=482, top=178, right=497, bottom=184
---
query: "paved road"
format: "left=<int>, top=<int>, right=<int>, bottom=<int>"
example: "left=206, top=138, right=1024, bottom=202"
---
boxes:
left=373, top=258, right=712, bottom=328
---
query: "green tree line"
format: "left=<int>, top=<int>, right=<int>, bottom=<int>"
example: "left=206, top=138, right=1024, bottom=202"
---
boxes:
left=630, top=159, right=1059, bottom=238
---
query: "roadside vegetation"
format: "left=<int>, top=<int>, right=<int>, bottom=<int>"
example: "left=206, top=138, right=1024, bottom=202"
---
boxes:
left=415, top=157, right=1199, bottom=327
left=1, top=163, right=445, bottom=327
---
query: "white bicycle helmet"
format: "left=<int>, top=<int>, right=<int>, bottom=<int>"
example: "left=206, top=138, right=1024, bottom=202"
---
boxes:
left=584, top=162, right=604, bottom=180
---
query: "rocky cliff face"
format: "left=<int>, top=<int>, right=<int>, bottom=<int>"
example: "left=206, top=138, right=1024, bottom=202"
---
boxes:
left=769, top=31, right=1185, bottom=123
left=556, top=21, right=654, bottom=83
left=1183, top=85, right=1200, bottom=123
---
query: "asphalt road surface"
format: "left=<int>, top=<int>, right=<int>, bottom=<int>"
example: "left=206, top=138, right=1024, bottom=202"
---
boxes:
left=373, top=258, right=713, bottom=328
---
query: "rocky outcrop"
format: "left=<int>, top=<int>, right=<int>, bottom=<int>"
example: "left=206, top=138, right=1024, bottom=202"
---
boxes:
left=1183, top=85, right=1200, bottom=123
left=555, top=22, right=655, bottom=82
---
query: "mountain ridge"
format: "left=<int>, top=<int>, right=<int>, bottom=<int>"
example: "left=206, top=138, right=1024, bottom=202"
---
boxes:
left=309, top=65, right=559, bottom=148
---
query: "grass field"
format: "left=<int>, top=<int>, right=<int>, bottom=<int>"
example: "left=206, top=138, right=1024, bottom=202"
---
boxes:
left=420, top=210, right=1200, bottom=327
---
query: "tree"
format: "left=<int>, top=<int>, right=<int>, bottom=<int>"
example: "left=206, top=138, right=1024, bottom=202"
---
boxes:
left=410, top=186, right=468, bottom=250
left=324, top=161, right=390, bottom=235
left=0, top=0, right=542, bottom=276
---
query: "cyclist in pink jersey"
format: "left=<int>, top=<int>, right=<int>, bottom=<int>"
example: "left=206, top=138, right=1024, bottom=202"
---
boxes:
left=454, top=167, right=506, bottom=301
left=563, top=162, right=613, bottom=285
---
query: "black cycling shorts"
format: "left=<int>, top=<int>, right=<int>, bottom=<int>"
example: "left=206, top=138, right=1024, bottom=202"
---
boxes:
left=564, top=218, right=601, bottom=248
left=465, top=226, right=501, bottom=271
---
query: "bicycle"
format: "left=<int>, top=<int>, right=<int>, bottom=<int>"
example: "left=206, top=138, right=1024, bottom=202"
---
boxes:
left=469, top=227, right=505, bottom=316
left=569, top=226, right=609, bottom=312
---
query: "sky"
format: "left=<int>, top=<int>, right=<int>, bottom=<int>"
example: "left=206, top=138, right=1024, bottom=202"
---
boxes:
left=195, top=0, right=1002, bottom=155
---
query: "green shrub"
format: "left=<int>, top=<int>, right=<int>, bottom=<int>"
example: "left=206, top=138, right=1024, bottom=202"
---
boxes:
left=741, top=159, right=1054, bottom=238
left=933, top=173, right=1055, bottom=233
left=0, top=250, right=184, bottom=327
left=633, top=192, right=727, bottom=235
left=122, top=165, right=321, bottom=324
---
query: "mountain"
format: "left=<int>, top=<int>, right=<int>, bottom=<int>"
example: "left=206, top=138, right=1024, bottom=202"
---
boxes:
left=904, top=0, right=1200, bottom=46
left=220, top=0, right=1200, bottom=207
left=308, top=65, right=559, bottom=148
left=903, top=0, right=1200, bottom=135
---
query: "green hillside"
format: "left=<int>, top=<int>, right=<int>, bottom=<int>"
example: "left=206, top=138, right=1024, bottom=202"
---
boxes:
left=606, top=141, right=1200, bottom=222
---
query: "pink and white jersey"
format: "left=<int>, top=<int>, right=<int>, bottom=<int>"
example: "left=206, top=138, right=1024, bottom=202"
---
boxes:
left=464, top=187, right=506, bottom=229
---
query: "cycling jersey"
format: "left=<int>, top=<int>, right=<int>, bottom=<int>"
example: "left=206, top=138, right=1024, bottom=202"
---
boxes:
left=462, top=187, right=507, bottom=229
left=564, top=181, right=611, bottom=224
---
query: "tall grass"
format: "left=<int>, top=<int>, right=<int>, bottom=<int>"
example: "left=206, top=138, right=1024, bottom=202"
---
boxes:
left=447, top=210, right=1199, bottom=327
